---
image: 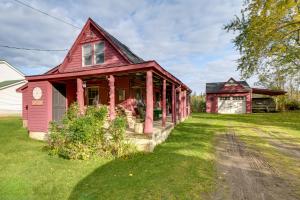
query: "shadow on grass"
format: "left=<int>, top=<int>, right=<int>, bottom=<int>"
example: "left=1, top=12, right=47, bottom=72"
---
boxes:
left=68, top=120, right=225, bottom=200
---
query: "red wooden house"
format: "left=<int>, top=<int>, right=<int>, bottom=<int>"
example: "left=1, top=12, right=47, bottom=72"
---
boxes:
left=17, top=18, right=191, bottom=141
left=206, top=78, right=285, bottom=114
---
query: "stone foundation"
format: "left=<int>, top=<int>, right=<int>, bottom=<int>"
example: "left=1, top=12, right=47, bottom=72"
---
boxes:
left=29, top=131, right=48, bottom=141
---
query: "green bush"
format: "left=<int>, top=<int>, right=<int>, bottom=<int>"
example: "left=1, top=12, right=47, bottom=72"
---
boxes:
left=285, top=99, right=300, bottom=110
left=48, top=103, right=136, bottom=160
left=191, top=94, right=206, bottom=113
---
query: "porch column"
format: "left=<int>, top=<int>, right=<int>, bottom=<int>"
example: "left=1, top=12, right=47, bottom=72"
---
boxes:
left=178, top=87, right=182, bottom=121
left=76, top=78, right=84, bottom=114
left=162, top=79, right=166, bottom=127
left=187, top=93, right=190, bottom=116
left=109, top=75, right=116, bottom=120
left=183, top=90, right=187, bottom=118
left=144, top=70, right=153, bottom=134
left=171, top=84, right=176, bottom=123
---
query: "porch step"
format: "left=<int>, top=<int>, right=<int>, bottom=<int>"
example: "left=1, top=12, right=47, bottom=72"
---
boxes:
left=126, top=122, right=174, bottom=152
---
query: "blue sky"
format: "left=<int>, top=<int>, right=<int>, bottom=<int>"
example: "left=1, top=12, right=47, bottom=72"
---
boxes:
left=0, top=0, right=255, bottom=93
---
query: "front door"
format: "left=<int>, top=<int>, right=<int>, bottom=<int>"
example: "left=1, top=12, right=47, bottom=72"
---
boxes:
left=52, top=83, right=66, bottom=122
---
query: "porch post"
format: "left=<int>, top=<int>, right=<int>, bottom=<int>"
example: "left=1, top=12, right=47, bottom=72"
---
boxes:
left=178, top=87, right=182, bottom=121
left=183, top=90, right=187, bottom=118
left=162, top=79, right=166, bottom=127
left=109, top=75, right=116, bottom=120
left=144, top=70, right=153, bottom=134
left=76, top=78, right=84, bottom=114
left=187, top=92, right=190, bottom=116
left=172, top=83, right=176, bottom=123
left=182, top=90, right=184, bottom=119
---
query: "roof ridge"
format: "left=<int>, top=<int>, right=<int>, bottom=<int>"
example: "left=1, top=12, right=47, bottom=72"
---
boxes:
left=91, top=19, right=144, bottom=64
left=0, top=60, right=25, bottom=76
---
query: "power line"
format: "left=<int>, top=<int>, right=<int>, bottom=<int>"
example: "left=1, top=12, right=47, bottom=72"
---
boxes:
left=0, top=44, right=68, bottom=52
left=12, top=0, right=81, bottom=30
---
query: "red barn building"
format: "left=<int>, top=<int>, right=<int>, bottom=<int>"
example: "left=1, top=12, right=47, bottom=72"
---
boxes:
left=206, top=78, right=285, bottom=114
left=17, top=18, right=191, bottom=141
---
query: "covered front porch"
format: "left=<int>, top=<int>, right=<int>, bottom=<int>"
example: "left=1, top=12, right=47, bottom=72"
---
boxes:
left=50, top=69, right=191, bottom=138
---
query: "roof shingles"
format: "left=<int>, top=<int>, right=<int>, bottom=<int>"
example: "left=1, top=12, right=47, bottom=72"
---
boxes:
left=93, top=20, right=144, bottom=64
left=206, top=81, right=251, bottom=93
left=0, top=79, right=24, bottom=89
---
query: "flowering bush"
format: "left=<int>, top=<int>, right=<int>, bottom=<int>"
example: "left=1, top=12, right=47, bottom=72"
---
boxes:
left=48, top=103, right=136, bottom=160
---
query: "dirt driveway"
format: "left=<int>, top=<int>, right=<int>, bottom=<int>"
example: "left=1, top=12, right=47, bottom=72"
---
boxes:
left=213, top=131, right=300, bottom=200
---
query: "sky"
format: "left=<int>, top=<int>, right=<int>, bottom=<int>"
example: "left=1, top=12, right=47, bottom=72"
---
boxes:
left=0, top=0, right=255, bottom=93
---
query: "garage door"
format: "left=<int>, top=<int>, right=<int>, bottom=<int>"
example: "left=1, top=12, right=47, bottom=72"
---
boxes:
left=218, top=96, right=246, bottom=114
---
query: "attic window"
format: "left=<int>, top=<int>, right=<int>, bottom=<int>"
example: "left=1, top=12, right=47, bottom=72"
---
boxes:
left=95, top=42, right=104, bottom=64
left=83, top=44, right=92, bottom=66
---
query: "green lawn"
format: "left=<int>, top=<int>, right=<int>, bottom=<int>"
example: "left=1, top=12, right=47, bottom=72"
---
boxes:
left=0, top=112, right=299, bottom=200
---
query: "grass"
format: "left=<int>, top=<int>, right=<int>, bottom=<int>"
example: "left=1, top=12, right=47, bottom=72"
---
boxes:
left=0, top=116, right=218, bottom=200
left=0, top=112, right=299, bottom=199
left=194, top=111, right=300, bottom=196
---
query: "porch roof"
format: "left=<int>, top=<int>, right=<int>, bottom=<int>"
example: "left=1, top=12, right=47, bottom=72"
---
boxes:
left=252, top=88, right=286, bottom=96
left=25, top=61, right=191, bottom=92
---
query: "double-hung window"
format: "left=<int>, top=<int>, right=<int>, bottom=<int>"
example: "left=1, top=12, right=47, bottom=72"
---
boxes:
left=94, top=42, right=104, bottom=64
left=82, top=42, right=104, bottom=66
left=87, top=87, right=99, bottom=105
left=83, top=44, right=92, bottom=66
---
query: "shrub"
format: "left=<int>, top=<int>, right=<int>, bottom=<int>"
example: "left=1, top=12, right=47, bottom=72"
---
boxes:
left=285, top=99, right=300, bottom=110
left=48, top=103, right=136, bottom=160
left=191, top=94, right=206, bottom=112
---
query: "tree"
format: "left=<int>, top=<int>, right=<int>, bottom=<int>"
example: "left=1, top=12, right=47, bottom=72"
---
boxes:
left=225, top=0, right=300, bottom=80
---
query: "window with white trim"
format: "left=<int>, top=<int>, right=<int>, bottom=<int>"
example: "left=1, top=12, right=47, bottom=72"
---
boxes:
left=87, top=87, right=99, bottom=105
left=220, top=97, right=230, bottom=100
left=232, top=96, right=245, bottom=100
left=83, top=44, right=92, bottom=66
left=94, top=42, right=104, bottom=64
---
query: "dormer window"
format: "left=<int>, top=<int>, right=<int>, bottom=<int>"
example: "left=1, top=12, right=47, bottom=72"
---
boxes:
left=94, top=42, right=104, bottom=64
left=83, top=44, right=92, bottom=66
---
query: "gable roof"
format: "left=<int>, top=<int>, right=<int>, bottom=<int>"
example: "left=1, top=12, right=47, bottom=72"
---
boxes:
left=0, top=79, right=25, bottom=90
left=59, top=18, right=144, bottom=72
left=0, top=60, right=25, bottom=77
left=91, top=19, right=144, bottom=64
left=206, top=78, right=251, bottom=93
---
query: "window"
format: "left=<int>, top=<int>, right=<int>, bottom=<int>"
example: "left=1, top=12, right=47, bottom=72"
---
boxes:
left=233, top=96, right=245, bottom=100
left=118, top=89, right=125, bottom=101
left=220, top=97, right=230, bottom=100
left=94, top=42, right=104, bottom=64
left=135, top=89, right=142, bottom=100
left=87, top=87, right=99, bottom=105
left=83, top=44, right=92, bottom=66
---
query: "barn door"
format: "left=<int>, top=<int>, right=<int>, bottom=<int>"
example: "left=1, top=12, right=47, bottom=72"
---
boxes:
left=52, top=83, right=66, bottom=122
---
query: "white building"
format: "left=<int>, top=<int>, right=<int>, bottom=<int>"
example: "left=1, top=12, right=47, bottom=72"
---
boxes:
left=0, top=60, right=26, bottom=115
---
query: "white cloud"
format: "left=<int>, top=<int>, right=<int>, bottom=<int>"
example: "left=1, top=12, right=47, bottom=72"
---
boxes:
left=0, top=0, right=254, bottom=93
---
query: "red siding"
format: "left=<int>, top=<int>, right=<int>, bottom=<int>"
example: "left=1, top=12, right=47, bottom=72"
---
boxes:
left=66, top=80, right=77, bottom=107
left=27, top=81, right=52, bottom=132
left=61, top=23, right=127, bottom=73
left=206, top=92, right=252, bottom=113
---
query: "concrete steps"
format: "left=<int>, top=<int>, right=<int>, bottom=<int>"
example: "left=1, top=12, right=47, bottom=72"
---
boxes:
left=126, top=121, right=174, bottom=152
